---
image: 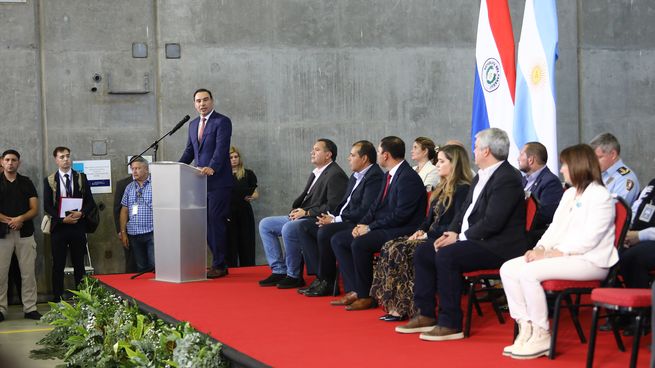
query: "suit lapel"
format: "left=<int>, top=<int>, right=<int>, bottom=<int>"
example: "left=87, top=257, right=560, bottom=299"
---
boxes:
left=469, top=164, right=504, bottom=217
left=339, top=175, right=357, bottom=209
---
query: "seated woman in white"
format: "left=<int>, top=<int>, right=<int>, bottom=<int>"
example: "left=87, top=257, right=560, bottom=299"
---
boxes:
left=499, top=143, right=619, bottom=360
left=410, top=137, right=439, bottom=190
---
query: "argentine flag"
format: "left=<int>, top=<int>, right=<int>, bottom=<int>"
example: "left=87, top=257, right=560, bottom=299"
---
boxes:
left=471, top=0, right=516, bottom=158
left=513, top=0, right=559, bottom=173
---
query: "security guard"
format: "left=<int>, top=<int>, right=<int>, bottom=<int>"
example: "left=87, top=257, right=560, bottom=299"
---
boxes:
left=590, top=132, right=640, bottom=205
left=619, top=178, right=655, bottom=288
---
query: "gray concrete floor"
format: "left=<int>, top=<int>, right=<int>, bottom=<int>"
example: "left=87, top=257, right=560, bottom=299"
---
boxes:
left=0, top=304, right=63, bottom=368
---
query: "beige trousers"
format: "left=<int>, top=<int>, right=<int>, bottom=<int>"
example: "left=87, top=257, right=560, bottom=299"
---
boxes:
left=0, top=230, right=38, bottom=315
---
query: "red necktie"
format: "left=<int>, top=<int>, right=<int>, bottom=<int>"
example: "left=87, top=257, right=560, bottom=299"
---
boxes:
left=198, top=117, right=206, bottom=142
left=382, top=173, right=391, bottom=200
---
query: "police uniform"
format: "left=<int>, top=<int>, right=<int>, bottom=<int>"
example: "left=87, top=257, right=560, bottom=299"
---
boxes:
left=618, top=178, right=655, bottom=288
left=602, top=159, right=640, bottom=206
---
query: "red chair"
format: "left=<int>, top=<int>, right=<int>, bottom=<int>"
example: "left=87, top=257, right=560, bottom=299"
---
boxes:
left=586, top=288, right=651, bottom=368
left=462, top=194, right=540, bottom=337
left=541, top=196, right=631, bottom=359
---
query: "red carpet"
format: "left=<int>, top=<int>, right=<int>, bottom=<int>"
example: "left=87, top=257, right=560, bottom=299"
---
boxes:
left=95, top=267, right=650, bottom=367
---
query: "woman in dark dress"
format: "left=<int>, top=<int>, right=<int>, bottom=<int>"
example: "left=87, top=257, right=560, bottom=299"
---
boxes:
left=226, top=146, right=258, bottom=267
left=371, top=144, right=473, bottom=321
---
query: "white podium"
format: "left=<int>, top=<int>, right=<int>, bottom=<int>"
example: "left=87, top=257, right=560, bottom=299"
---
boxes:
left=150, top=162, right=207, bottom=283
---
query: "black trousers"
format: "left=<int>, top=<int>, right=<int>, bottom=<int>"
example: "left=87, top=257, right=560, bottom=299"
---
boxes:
left=299, top=221, right=355, bottom=282
left=51, top=225, right=86, bottom=298
left=413, top=240, right=503, bottom=330
left=619, top=240, right=655, bottom=288
left=226, top=203, right=256, bottom=267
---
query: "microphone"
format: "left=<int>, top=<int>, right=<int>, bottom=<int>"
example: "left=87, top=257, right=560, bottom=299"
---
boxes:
left=168, top=115, right=191, bottom=136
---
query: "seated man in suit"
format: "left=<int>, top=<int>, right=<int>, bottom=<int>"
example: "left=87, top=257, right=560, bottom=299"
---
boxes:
left=258, top=139, right=348, bottom=289
left=517, top=142, right=563, bottom=246
left=396, top=128, right=526, bottom=341
left=297, top=140, right=384, bottom=297
left=331, top=136, right=426, bottom=311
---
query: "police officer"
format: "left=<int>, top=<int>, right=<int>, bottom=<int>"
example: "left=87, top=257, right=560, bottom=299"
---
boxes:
left=619, top=178, right=655, bottom=288
left=589, top=132, right=640, bottom=205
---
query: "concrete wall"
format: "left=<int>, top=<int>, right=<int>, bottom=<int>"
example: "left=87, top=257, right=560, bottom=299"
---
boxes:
left=0, top=0, right=653, bottom=299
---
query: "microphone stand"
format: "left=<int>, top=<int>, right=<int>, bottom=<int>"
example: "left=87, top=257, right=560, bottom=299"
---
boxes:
left=130, top=115, right=189, bottom=164
left=131, top=128, right=174, bottom=163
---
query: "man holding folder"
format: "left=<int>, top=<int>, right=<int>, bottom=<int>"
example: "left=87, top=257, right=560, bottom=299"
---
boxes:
left=43, top=146, right=97, bottom=302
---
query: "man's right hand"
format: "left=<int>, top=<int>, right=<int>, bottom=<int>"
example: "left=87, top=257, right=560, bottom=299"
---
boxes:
left=316, top=213, right=334, bottom=226
left=120, top=232, right=129, bottom=248
left=62, top=214, right=79, bottom=224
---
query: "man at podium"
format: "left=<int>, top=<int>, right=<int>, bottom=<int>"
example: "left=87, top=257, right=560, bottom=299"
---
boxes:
left=179, top=88, right=232, bottom=279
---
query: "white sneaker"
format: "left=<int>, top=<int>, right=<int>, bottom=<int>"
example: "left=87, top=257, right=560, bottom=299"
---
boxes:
left=511, top=326, right=551, bottom=360
left=502, top=321, right=532, bottom=356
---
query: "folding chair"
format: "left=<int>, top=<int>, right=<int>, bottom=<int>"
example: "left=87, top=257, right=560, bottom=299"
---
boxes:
left=541, top=196, right=631, bottom=359
left=462, top=193, right=540, bottom=337
left=63, top=242, right=95, bottom=276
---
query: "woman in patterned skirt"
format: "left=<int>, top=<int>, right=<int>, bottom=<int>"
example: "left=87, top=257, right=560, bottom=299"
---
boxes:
left=371, top=144, right=473, bottom=321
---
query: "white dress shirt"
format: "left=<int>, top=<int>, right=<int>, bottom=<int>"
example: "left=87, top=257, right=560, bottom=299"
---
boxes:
left=459, top=160, right=504, bottom=240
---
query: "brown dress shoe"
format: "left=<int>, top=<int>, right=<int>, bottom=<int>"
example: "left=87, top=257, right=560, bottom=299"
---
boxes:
left=330, top=291, right=358, bottom=306
left=207, top=267, right=228, bottom=279
left=345, top=297, right=377, bottom=311
left=419, top=325, right=464, bottom=341
left=394, top=315, right=437, bottom=334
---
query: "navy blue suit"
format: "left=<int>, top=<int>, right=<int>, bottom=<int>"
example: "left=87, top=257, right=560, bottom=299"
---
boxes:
left=525, top=166, right=563, bottom=230
left=179, top=110, right=232, bottom=269
left=332, top=161, right=426, bottom=297
left=299, top=164, right=384, bottom=279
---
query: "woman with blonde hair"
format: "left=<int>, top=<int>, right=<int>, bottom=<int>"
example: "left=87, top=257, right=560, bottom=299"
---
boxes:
left=500, top=144, right=618, bottom=360
left=371, top=144, right=473, bottom=321
left=227, top=146, right=259, bottom=267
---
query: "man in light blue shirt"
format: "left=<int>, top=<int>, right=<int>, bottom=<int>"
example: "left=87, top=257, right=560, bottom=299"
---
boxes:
left=590, top=132, right=640, bottom=205
left=120, top=156, right=154, bottom=272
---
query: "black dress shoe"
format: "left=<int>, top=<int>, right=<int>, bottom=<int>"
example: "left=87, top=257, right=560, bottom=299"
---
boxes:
left=379, top=314, right=392, bottom=320
left=276, top=276, right=305, bottom=289
left=298, top=279, right=321, bottom=295
left=207, top=267, right=229, bottom=279
left=382, top=314, right=408, bottom=322
left=24, top=311, right=43, bottom=320
left=305, top=280, right=332, bottom=297
left=259, top=273, right=286, bottom=287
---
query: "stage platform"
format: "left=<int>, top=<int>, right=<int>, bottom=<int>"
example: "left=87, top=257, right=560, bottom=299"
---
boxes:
left=95, top=266, right=650, bottom=368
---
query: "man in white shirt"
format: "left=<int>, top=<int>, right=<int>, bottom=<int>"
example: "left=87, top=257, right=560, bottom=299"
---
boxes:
left=397, top=128, right=526, bottom=341
left=297, top=140, right=384, bottom=297
left=258, top=139, right=348, bottom=289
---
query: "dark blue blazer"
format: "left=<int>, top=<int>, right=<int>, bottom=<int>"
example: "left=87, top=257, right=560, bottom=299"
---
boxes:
left=525, top=166, right=563, bottom=229
left=336, top=164, right=384, bottom=224
left=179, top=111, right=232, bottom=191
left=360, top=160, right=426, bottom=236
left=449, top=160, right=527, bottom=260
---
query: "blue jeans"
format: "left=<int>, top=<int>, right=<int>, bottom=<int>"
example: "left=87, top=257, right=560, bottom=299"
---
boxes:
left=128, top=232, right=154, bottom=272
left=258, top=216, right=313, bottom=278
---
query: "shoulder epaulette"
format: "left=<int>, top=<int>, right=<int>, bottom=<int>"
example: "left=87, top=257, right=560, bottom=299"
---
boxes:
left=618, top=166, right=631, bottom=176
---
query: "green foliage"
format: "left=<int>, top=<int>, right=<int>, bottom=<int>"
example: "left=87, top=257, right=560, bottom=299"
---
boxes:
left=32, top=278, right=226, bottom=368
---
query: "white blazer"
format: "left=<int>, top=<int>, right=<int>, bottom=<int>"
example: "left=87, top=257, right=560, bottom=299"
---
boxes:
left=537, top=182, right=618, bottom=268
left=414, top=161, right=439, bottom=189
